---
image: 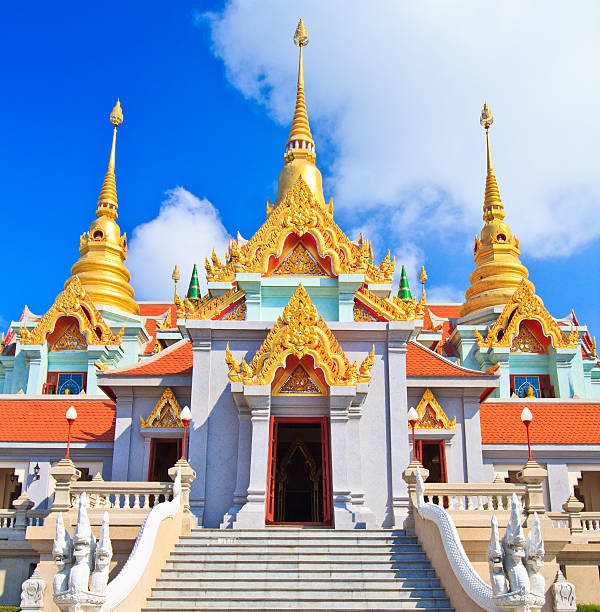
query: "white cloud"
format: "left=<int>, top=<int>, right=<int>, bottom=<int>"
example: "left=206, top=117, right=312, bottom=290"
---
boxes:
left=127, top=187, right=231, bottom=300
left=206, top=1, right=600, bottom=259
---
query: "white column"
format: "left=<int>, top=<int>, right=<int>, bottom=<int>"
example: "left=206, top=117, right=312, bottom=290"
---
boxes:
left=463, top=390, right=491, bottom=482
left=387, top=324, right=411, bottom=527
left=233, top=386, right=271, bottom=528
left=329, top=387, right=355, bottom=528
left=111, top=390, right=133, bottom=480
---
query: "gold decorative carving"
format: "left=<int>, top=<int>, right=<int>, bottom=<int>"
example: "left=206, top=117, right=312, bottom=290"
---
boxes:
left=354, top=287, right=425, bottom=322
left=206, top=177, right=394, bottom=284
left=353, top=302, right=379, bottom=322
left=410, top=388, right=456, bottom=430
left=225, top=285, right=374, bottom=386
left=477, top=281, right=578, bottom=350
left=140, top=387, right=183, bottom=428
left=276, top=365, right=322, bottom=394
left=222, top=301, right=246, bottom=321
left=175, top=287, right=245, bottom=320
left=274, top=244, right=325, bottom=275
left=50, top=323, right=88, bottom=351
left=19, top=277, right=123, bottom=346
left=511, top=324, right=545, bottom=354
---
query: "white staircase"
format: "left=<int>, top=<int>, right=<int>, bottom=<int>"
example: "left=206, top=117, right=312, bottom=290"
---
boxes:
left=143, top=528, right=454, bottom=611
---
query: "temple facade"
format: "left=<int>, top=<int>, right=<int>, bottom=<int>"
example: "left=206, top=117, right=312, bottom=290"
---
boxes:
left=1, top=18, right=599, bottom=608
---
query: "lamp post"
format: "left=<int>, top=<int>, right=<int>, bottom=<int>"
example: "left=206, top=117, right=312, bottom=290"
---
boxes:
left=408, top=407, right=419, bottom=463
left=521, top=406, right=533, bottom=461
left=64, top=406, right=77, bottom=460
left=180, top=405, right=191, bottom=460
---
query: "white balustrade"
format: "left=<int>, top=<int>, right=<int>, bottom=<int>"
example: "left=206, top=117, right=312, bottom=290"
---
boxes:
left=547, top=512, right=570, bottom=529
left=423, top=482, right=528, bottom=514
left=70, top=481, right=173, bottom=511
left=0, top=510, right=16, bottom=529
left=581, top=512, right=600, bottom=531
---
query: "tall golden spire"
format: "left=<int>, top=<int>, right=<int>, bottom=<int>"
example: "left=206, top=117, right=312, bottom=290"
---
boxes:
left=274, top=18, right=325, bottom=209
left=66, top=100, right=139, bottom=315
left=460, top=103, right=532, bottom=319
left=96, top=99, right=123, bottom=219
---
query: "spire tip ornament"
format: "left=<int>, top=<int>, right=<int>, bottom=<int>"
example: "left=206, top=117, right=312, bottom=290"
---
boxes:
left=110, top=99, right=123, bottom=127
left=480, top=101, right=493, bottom=130
left=294, top=17, right=309, bottom=46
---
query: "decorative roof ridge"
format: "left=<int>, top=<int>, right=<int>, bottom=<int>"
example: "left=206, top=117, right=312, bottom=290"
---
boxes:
left=355, top=286, right=424, bottom=322
left=205, top=176, right=394, bottom=284
left=175, top=287, right=245, bottom=319
left=0, top=395, right=114, bottom=402
left=408, top=340, right=494, bottom=377
left=226, top=284, right=374, bottom=386
left=483, top=397, right=600, bottom=405
left=100, top=338, right=190, bottom=376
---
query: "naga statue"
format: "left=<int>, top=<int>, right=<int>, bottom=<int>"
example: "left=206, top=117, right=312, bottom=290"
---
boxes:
left=53, top=491, right=112, bottom=612
left=487, top=494, right=546, bottom=611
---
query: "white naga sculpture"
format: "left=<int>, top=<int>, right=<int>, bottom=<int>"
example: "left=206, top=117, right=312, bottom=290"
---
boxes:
left=53, top=491, right=113, bottom=612
left=487, top=494, right=546, bottom=611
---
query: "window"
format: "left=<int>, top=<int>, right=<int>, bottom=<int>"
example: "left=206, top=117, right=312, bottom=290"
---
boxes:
left=510, top=375, right=554, bottom=398
left=43, top=372, right=87, bottom=395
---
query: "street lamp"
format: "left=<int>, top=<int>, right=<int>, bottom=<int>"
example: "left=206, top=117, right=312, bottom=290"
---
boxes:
left=408, top=407, right=419, bottom=462
left=520, top=406, right=533, bottom=462
left=64, top=406, right=77, bottom=460
left=180, top=405, right=191, bottom=460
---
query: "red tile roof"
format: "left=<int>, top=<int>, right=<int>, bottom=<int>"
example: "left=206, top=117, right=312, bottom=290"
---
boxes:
left=480, top=401, right=600, bottom=444
left=103, top=339, right=193, bottom=377
left=406, top=341, right=490, bottom=377
left=0, top=398, right=115, bottom=443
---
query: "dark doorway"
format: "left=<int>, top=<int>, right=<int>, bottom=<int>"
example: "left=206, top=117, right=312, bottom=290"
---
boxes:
left=266, top=417, right=331, bottom=525
left=416, top=440, right=448, bottom=506
left=148, top=439, right=180, bottom=481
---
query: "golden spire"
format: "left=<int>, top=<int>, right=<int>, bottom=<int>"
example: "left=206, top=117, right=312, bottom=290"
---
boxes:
left=96, top=99, right=123, bottom=219
left=274, top=18, right=325, bottom=208
left=66, top=100, right=139, bottom=315
left=460, top=102, right=532, bottom=319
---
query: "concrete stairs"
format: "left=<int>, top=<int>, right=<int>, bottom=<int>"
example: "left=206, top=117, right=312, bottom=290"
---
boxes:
left=143, top=528, right=454, bottom=611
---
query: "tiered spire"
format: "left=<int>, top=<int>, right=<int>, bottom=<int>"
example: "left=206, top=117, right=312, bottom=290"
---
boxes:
left=460, top=103, right=531, bottom=319
left=398, top=266, right=413, bottom=300
left=96, top=100, right=123, bottom=219
left=187, top=264, right=200, bottom=299
left=66, top=100, right=139, bottom=315
left=274, top=18, right=325, bottom=208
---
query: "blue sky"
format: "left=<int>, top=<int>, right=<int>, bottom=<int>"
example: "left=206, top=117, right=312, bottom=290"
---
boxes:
left=2, top=2, right=599, bottom=335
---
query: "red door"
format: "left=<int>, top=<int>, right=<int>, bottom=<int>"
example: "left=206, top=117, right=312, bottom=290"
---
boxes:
left=320, top=416, right=332, bottom=524
left=266, top=416, right=278, bottom=523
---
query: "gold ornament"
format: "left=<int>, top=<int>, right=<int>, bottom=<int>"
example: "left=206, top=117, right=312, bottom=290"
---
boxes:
left=511, top=325, right=545, bottom=354
left=477, top=281, right=578, bottom=350
left=354, top=286, right=425, bottom=322
left=274, top=243, right=326, bottom=275
left=225, top=284, right=373, bottom=386
left=140, top=387, right=183, bottom=428
left=177, top=287, right=246, bottom=320
left=50, top=323, right=88, bottom=351
left=410, top=388, right=456, bottom=430
left=19, top=277, right=122, bottom=346
left=276, top=365, right=322, bottom=395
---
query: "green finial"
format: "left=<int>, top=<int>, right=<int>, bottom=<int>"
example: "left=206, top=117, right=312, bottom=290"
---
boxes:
left=398, top=265, right=413, bottom=300
left=187, top=264, right=200, bottom=299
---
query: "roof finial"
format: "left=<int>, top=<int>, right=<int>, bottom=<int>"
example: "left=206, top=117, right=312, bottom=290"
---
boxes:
left=398, top=265, right=413, bottom=301
left=480, top=102, right=505, bottom=223
left=97, top=99, right=123, bottom=219
left=285, top=18, right=315, bottom=161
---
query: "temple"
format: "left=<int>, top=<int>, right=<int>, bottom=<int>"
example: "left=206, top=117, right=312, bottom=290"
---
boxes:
left=1, top=18, right=599, bottom=611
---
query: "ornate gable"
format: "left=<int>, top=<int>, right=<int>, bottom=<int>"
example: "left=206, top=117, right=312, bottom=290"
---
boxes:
left=204, top=177, right=394, bottom=284
left=272, top=362, right=327, bottom=396
left=411, top=388, right=456, bottom=430
left=354, top=287, right=425, bottom=322
left=476, top=281, right=578, bottom=350
left=140, top=387, right=183, bottom=428
left=225, top=284, right=374, bottom=386
left=273, top=243, right=329, bottom=276
left=50, top=322, right=88, bottom=351
left=19, top=277, right=122, bottom=346
left=511, top=324, right=546, bottom=354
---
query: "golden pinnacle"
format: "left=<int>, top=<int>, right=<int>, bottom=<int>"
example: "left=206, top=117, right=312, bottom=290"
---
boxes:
left=294, top=17, right=309, bottom=47
left=419, top=266, right=428, bottom=285
left=480, top=101, right=493, bottom=130
left=171, top=264, right=180, bottom=283
left=110, top=99, right=124, bottom=127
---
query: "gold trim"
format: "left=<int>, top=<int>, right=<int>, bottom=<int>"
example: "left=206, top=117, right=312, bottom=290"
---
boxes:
left=272, top=363, right=326, bottom=396
left=274, top=243, right=327, bottom=275
left=511, top=324, right=545, bottom=354
left=477, top=281, right=578, bottom=350
left=225, top=285, right=374, bottom=386
left=205, top=177, right=394, bottom=284
left=19, top=277, right=123, bottom=346
left=176, top=287, right=245, bottom=320
left=50, top=322, right=88, bottom=351
left=354, top=287, right=425, bottom=322
left=140, top=387, right=183, bottom=428
left=411, top=388, right=456, bottom=430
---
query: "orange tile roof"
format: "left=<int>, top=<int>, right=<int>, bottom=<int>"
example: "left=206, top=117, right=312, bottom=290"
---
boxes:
left=0, top=398, right=115, bottom=442
left=427, top=304, right=461, bottom=318
left=139, top=303, right=177, bottom=319
left=406, top=341, right=490, bottom=377
left=103, top=339, right=193, bottom=377
left=480, top=401, right=600, bottom=444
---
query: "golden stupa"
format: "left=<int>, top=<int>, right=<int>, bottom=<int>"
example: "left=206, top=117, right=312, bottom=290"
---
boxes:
left=460, top=103, right=532, bottom=318
left=273, top=18, right=326, bottom=210
left=66, top=100, right=139, bottom=315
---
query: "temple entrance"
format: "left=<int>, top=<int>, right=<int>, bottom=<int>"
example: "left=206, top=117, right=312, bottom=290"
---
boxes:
left=266, top=417, right=331, bottom=525
left=416, top=440, right=448, bottom=505
left=148, top=438, right=180, bottom=481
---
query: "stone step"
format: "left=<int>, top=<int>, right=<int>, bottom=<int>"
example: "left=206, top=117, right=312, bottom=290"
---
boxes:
left=144, top=598, right=452, bottom=610
left=166, top=559, right=435, bottom=571
left=168, top=551, right=428, bottom=562
left=174, top=543, right=424, bottom=554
